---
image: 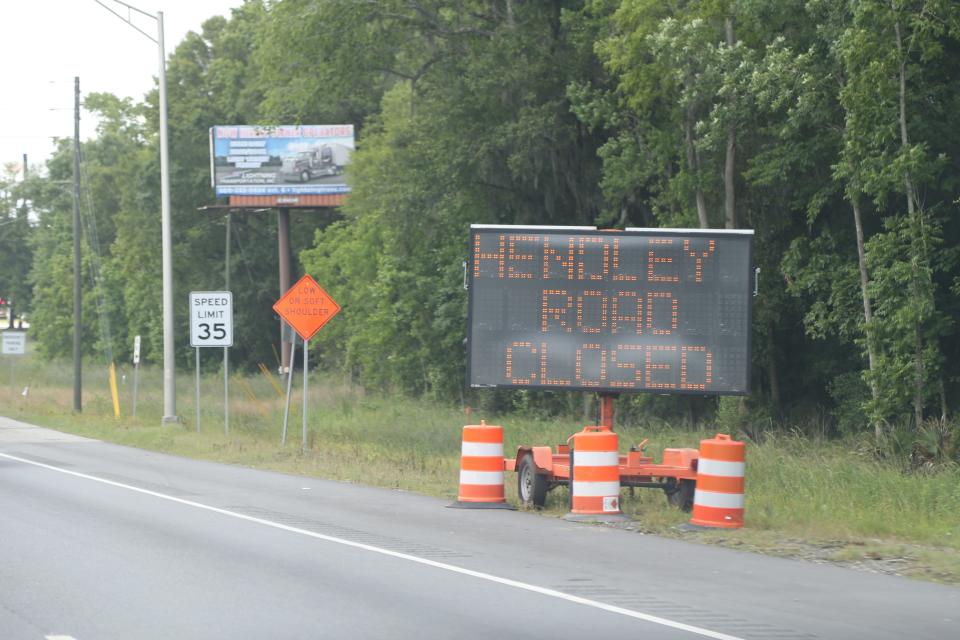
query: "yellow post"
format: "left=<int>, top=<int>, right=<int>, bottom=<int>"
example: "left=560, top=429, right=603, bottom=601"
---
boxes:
left=109, top=362, right=121, bottom=419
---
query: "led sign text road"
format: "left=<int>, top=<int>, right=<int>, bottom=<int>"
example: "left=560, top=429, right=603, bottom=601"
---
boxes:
left=467, top=227, right=753, bottom=394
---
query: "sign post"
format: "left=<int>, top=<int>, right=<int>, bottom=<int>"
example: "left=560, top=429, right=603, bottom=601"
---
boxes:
left=272, top=275, right=341, bottom=450
left=189, top=292, right=234, bottom=433
left=280, top=328, right=297, bottom=447
left=2, top=331, right=26, bottom=391
left=132, top=335, right=141, bottom=417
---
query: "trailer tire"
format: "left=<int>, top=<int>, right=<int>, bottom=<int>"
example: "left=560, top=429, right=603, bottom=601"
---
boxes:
left=665, top=478, right=695, bottom=512
left=300, top=170, right=310, bottom=183
left=518, top=453, right=548, bottom=509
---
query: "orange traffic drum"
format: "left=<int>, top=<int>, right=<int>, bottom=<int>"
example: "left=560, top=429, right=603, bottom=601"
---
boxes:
left=690, top=433, right=745, bottom=528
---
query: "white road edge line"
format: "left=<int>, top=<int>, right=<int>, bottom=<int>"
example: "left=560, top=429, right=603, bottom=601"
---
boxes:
left=3, top=451, right=743, bottom=640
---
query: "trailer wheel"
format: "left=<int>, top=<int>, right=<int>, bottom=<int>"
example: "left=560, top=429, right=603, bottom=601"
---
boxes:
left=518, top=453, right=548, bottom=509
left=300, top=170, right=310, bottom=183
left=664, top=479, right=695, bottom=512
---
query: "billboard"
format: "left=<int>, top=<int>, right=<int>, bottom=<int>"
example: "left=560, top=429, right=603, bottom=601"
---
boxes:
left=467, top=225, right=754, bottom=395
left=210, top=125, right=354, bottom=197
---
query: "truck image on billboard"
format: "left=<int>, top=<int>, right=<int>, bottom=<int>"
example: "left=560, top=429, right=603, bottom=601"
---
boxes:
left=210, top=125, right=354, bottom=196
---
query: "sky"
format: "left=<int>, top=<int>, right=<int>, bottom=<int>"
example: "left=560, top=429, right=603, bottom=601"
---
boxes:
left=0, top=0, right=245, bottom=177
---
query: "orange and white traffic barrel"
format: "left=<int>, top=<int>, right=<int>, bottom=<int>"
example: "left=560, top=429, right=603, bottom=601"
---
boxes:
left=449, top=421, right=514, bottom=509
left=690, top=433, right=745, bottom=528
left=565, top=425, right=628, bottom=522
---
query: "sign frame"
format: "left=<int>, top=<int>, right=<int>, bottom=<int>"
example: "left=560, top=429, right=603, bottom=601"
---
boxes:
left=189, top=291, right=234, bottom=348
left=465, top=225, right=754, bottom=396
left=1, top=331, right=26, bottom=355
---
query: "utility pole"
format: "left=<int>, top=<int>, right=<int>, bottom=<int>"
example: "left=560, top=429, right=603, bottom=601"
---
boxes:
left=157, top=10, right=177, bottom=425
left=94, top=0, right=177, bottom=424
left=73, top=76, right=82, bottom=413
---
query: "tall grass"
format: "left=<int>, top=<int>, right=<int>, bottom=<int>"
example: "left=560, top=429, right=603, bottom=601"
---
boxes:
left=3, top=352, right=959, bottom=559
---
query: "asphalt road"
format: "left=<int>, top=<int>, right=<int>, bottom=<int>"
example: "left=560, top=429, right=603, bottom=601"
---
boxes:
left=1, top=415, right=957, bottom=640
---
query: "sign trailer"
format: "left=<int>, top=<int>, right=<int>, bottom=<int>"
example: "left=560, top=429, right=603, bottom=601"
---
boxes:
left=466, top=225, right=755, bottom=510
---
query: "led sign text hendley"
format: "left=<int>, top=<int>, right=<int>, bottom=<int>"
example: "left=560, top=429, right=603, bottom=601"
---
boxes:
left=467, top=226, right=754, bottom=395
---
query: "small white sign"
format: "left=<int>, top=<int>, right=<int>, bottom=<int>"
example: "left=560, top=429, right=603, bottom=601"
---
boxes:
left=189, top=291, right=233, bottom=348
left=133, top=335, right=141, bottom=364
left=1, top=331, right=26, bottom=355
left=602, top=496, right=620, bottom=513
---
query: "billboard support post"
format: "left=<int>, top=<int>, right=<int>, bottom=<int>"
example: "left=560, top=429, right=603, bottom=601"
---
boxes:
left=278, top=208, right=292, bottom=380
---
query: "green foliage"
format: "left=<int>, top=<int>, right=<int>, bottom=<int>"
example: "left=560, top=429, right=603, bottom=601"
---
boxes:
left=16, top=0, right=960, bottom=436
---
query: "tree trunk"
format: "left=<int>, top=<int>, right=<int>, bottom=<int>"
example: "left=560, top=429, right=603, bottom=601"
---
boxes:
left=893, top=15, right=925, bottom=427
left=939, top=377, right=948, bottom=422
left=683, top=81, right=709, bottom=229
left=851, top=196, right=882, bottom=440
left=724, top=17, right=737, bottom=230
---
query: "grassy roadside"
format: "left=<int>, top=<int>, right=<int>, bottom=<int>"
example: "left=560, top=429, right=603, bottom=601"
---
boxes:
left=2, top=353, right=959, bottom=585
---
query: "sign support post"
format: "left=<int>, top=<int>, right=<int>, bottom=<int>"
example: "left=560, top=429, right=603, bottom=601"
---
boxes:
left=302, top=339, right=309, bottom=451
left=281, top=333, right=297, bottom=446
left=189, top=291, right=234, bottom=435
left=195, top=347, right=201, bottom=432
left=224, top=347, right=229, bottom=435
left=132, top=335, right=141, bottom=418
left=272, top=274, right=341, bottom=451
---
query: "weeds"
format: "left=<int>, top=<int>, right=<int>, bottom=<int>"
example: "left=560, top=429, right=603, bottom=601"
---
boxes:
left=3, top=354, right=960, bottom=583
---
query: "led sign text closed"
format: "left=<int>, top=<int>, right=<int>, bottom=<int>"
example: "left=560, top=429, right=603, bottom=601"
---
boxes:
left=467, top=227, right=753, bottom=394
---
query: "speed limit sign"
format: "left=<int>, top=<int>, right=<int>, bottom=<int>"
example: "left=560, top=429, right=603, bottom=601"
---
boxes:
left=189, top=291, right=233, bottom=348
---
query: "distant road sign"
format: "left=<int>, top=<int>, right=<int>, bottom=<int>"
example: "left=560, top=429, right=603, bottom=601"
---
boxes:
left=2, top=331, right=26, bottom=355
left=190, top=292, right=234, bottom=348
left=273, top=275, right=340, bottom=341
left=133, top=335, right=141, bottom=364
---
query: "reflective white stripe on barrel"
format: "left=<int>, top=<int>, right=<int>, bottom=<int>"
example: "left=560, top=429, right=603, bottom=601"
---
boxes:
left=573, top=451, right=620, bottom=467
left=697, top=459, right=745, bottom=477
left=459, top=470, right=505, bottom=485
left=571, top=481, right=621, bottom=497
left=461, top=442, right=504, bottom=457
left=691, top=490, right=745, bottom=509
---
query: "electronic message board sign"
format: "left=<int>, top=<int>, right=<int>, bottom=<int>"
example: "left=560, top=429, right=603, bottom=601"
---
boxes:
left=467, top=225, right=754, bottom=395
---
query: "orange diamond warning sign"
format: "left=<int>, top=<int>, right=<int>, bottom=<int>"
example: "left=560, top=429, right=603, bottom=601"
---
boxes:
left=273, top=274, right=341, bottom=341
